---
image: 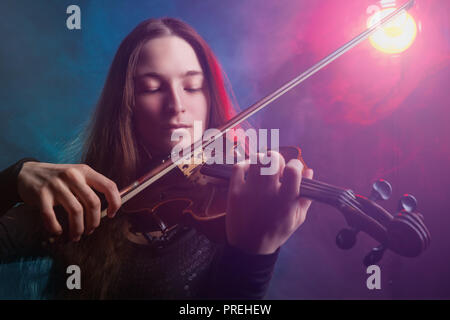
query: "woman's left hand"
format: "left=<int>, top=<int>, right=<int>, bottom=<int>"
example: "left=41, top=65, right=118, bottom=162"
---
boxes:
left=226, top=151, right=314, bottom=255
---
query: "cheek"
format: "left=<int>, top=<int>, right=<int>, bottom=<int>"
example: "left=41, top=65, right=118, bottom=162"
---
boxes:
left=134, top=95, right=162, bottom=122
left=133, top=96, right=163, bottom=140
left=187, top=94, right=209, bottom=122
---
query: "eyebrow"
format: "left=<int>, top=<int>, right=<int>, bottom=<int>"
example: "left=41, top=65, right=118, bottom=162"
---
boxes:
left=135, top=70, right=203, bottom=80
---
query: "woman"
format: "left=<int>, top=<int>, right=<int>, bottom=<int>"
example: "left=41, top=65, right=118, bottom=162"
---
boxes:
left=0, top=17, right=313, bottom=299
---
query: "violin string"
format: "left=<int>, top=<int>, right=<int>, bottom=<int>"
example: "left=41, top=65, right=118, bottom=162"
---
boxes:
left=300, top=178, right=361, bottom=210
left=306, top=180, right=361, bottom=209
left=202, top=164, right=361, bottom=210
left=301, top=182, right=352, bottom=207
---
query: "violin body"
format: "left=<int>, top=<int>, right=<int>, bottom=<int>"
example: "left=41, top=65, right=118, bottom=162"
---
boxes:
left=122, top=155, right=229, bottom=242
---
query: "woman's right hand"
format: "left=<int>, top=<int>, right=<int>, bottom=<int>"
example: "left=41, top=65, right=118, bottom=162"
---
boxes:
left=16, top=162, right=122, bottom=241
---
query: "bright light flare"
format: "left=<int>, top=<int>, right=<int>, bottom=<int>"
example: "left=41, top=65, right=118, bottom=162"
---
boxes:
left=367, top=8, right=417, bottom=54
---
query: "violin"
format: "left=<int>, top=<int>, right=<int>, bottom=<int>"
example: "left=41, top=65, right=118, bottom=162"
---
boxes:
left=120, top=145, right=430, bottom=266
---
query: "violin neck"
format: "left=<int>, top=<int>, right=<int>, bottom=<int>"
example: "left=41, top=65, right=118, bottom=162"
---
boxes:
left=200, top=164, right=352, bottom=207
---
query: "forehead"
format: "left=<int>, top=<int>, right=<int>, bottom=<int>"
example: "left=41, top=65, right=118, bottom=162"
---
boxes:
left=135, top=35, right=202, bottom=78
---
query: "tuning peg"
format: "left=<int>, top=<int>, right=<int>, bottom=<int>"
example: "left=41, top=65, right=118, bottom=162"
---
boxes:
left=363, top=245, right=386, bottom=266
left=336, top=228, right=358, bottom=250
left=369, top=179, right=392, bottom=201
left=398, top=194, right=417, bottom=213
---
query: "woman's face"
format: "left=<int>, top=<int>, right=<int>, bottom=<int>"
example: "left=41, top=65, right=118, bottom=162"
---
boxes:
left=133, top=35, right=210, bottom=157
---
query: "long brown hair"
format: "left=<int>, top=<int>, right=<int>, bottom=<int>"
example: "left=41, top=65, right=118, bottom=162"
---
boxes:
left=83, top=17, right=236, bottom=188
left=50, top=17, right=238, bottom=299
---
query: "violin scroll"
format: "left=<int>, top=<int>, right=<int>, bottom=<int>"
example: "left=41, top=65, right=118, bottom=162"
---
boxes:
left=386, top=208, right=430, bottom=258
left=338, top=180, right=431, bottom=265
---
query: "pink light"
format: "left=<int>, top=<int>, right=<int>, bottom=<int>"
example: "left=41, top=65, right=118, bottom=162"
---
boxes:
left=367, top=7, right=418, bottom=54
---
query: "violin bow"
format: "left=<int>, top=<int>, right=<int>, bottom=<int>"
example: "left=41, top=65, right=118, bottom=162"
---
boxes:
left=101, top=0, right=416, bottom=218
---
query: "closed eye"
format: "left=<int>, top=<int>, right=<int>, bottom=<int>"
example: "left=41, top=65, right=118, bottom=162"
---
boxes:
left=184, top=88, right=202, bottom=93
left=141, top=88, right=161, bottom=94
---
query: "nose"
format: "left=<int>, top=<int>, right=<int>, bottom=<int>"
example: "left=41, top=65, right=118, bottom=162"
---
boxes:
left=165, top=85, right=185, bottom=114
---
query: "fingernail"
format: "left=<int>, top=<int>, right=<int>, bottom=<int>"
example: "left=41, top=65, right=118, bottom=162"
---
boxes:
left=292, top=159, right=303, bottom=169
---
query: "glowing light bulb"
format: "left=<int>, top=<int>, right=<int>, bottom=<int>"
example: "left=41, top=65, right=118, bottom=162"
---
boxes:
left=367, top=8, right=417, bottom=54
